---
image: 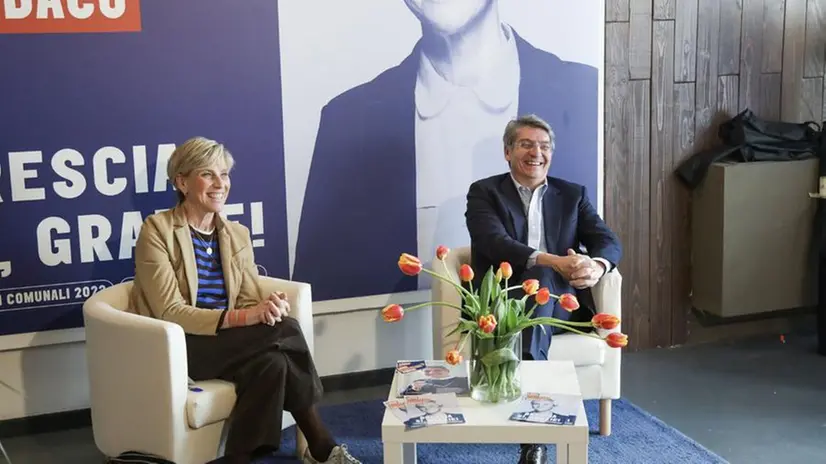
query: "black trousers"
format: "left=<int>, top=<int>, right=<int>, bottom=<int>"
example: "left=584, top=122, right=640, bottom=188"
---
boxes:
left=185, top=318, right=323, bottom=455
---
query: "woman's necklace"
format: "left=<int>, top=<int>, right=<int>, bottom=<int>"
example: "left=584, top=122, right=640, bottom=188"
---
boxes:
left=191, top=227, right=215, bottom=255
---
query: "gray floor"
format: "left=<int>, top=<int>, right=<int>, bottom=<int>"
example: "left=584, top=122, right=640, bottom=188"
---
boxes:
left=3, top=332, right=825, bottom=464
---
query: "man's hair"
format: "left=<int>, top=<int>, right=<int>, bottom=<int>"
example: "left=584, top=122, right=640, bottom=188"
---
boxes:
left=503, top=114, right=556, bottom=151
left=167, top=136, right=235, bottom=204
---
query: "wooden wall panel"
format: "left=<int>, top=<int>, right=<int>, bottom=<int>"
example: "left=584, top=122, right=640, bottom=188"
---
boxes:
left=801, top=77, right=824, bottom=121
left=740, top=0, right=765, bottom=111
left=607, top=0, right=630, bottom=22
left=759, top=73, right=783, bottom=120
left=695, top=0, right=721, bottom=148
left=673, top=82, right=695, bottom=345
left=763, top=0, right=786, bottom=73
left=719, top=75, right=741, bottom=117
left=654, top=0, right=676, bottom=20
left=650, top=20, right=675, bottom=348
left=782, top=0, right=808, bottom=121
left=628, top=79, right=652, bottom=350
left=719, top=0, right=744, bottom=75
left=804, top=0, right=825, bottom=78
left=674, top=0, right=698, bottom=82
left=603, top=0, right=825, bottom=350
left=630, top=0, right=653, bottom=79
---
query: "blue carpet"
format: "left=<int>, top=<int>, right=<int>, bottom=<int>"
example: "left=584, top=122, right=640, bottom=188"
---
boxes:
left=266, top=398, right=727, bottom=463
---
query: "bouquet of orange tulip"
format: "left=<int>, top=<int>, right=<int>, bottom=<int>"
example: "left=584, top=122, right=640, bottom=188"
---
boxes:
left=381, top=245, right=628, bottom=403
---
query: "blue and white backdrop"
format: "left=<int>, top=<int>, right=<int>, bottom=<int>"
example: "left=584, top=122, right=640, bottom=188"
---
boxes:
left=0, top=0, right=603, bottom=339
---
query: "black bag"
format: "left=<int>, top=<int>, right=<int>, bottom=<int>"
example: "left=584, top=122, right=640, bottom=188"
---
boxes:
left=675, top=109, right=822, bottom=188
left=105, top=451, right=176, bottom=464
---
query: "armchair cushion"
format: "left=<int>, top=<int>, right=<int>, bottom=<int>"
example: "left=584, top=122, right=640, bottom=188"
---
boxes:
left=182, top=276, right=312, bottom=431
left=186, top=379, right=236, bottom=429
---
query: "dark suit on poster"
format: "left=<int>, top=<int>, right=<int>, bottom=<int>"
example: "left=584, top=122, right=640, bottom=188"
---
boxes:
left=465, top=173, right=621, bottom=360
left=293, top=31, right=598, bottom=302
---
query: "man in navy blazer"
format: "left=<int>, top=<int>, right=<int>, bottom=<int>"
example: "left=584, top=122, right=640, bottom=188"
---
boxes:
left=467, top=114, right=622, bottom=361
left=467, top=114, right=620, bottom=464
left=293, top=0, right=599, bottom=302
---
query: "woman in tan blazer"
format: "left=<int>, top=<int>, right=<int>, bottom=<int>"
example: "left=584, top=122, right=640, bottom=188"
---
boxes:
left=130, top=137, right=361, bottom=464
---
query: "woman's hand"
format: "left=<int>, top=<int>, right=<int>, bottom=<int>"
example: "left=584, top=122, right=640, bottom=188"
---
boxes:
left=250, top=298, right=283, bottom=326
left=223, top=292, right=291, bottom=328
left=266, top=291, right=290, bottom=318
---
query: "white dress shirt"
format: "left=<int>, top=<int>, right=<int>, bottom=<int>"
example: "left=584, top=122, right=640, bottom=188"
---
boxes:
left=414, top=24, right=520, bottom=288
left=510, top=174, right=548, bottom=267
left=511, top=175, right=611, bottom=273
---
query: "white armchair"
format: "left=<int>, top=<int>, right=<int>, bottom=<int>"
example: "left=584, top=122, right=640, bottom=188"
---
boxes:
left=82, top=276, right=312, bottom=464
left=431, top=247, right=622, bottom=436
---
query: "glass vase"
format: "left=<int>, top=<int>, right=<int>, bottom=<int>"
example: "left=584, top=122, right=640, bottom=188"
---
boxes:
left=469, top=331, right=522, bottom=403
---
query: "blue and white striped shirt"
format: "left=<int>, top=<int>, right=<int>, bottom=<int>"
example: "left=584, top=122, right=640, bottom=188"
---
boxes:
left=190, top=227, right=228, bottom=310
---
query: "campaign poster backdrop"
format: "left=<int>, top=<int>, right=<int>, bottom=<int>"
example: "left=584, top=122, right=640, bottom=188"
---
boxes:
left=283, top=0, right=604, bottom=301
left=0, top=0, right=603, bottom=338
left=0, top=0, right=289, bottom=336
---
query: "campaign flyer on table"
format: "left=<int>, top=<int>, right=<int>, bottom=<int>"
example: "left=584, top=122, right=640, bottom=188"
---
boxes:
left=509, top=392, right=581, bottom=426
left=385, top=393, right=466, bottom=430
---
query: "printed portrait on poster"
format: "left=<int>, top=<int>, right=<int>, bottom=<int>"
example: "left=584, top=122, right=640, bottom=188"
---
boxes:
left=281, top=0, right=604, bottom=302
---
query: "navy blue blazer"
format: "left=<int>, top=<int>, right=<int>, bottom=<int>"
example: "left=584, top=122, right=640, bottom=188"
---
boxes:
left=466, top=173, right=622, bottom=296
left=293, top=31, right=600, bottom=301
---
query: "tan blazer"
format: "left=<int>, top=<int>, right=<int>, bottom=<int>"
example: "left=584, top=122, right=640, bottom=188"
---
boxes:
left=128, top=205, right=262, bottom=335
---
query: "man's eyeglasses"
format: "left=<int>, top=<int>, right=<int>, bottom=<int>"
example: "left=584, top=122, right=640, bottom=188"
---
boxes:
left=517, top=139, right=552, bottom=152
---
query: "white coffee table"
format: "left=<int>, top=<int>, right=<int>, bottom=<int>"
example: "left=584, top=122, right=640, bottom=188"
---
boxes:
left=381, top=360, right=588, bottom=463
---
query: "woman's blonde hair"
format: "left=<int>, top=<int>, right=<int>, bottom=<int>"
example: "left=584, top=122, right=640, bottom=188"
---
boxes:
left=167, top=136, right=235, bottom=203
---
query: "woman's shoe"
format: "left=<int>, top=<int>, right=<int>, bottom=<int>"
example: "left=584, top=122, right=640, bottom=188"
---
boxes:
left=302, top=444, right=362, bottom=464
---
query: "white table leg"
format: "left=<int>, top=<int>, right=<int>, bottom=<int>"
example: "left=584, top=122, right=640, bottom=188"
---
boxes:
left=561, top=442, right=588, bottom=464
left=556, top=443, right=568, bottom=463
left=383, top=442, right=416, bottom=464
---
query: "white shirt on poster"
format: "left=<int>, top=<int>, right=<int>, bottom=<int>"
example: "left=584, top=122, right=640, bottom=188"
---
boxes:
left=414, top=24, right=520, bottom=288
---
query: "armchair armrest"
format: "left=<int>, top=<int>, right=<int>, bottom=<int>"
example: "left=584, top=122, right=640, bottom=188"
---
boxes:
left=83, top=284, right=189, bottom=458
left=591, top=268, right=622, bottom=333
left=257, top=276, right=314, bottom=355
left=591, top=268, right=622, bottom=399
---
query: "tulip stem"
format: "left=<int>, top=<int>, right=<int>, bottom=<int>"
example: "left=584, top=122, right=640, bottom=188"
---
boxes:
left=528, top=318, right=604, bottom=338
left=526, top=301, right=537, bottom=316
left=556, top=320, right=595, bottom=327
left=405, top=300, right=465, bottom=312
left=441, top=259, right=459, bottom=286
left=455, top=331, right=470, bottom=354
left=470, top=333, right=521, bottom=403
left=421, top=267, right=475, bottom=301
left=501, top=285, right=563, bottom=301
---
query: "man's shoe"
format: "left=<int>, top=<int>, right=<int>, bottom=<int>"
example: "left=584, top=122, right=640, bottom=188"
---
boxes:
left=518, top=444, right=547, bottom=464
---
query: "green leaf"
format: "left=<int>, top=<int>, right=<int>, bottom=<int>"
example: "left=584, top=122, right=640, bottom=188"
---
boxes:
left=493, top=300, right=506, bottom=331
left=480, top=347, right=520, bottom=367
left=464, top=296, right=481, bottom=319
left=506, top=303, right=518, bottom=330
left=479, top=267, right=495, bottom=313
left=446, top=319, right=476, bottom=338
